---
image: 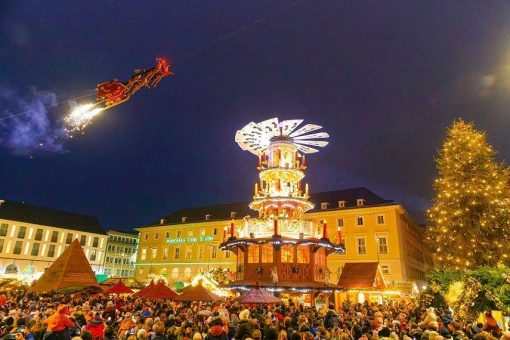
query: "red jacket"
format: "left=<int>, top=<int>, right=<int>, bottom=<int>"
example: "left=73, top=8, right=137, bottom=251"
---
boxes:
left=44, top=307, right=75, bottom=332
left=85, top=321, right=106, bottom=340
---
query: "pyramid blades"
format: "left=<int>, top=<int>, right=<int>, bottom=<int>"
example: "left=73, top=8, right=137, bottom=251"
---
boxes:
left=289, top=124, right=323, bottom=137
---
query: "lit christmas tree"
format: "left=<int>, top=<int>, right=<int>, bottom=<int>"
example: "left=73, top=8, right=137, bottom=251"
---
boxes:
left=426, top=119, right=510, bottom=269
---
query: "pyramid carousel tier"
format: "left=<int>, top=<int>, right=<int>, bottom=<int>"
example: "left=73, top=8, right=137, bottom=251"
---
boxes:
left=249, top=197, right=314, bottom=212
left=237, top=217, right=315, bottom=239
left=220, top=235, right=344, bottom=255
left=258, top=168, right=305, bottom=182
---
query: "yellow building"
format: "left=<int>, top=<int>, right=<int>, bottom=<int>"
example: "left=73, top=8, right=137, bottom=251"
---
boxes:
left=0, top=199, right=108, bottom=281
left=135, top=187, right=433, bottom=287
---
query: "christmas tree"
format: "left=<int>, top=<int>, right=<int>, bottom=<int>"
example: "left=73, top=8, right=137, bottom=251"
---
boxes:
left=426, top=119, right=510, bottom=269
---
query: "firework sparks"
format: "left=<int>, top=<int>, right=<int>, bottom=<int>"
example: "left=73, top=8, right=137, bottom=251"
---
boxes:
left=64, top=103, right=104, bottom=133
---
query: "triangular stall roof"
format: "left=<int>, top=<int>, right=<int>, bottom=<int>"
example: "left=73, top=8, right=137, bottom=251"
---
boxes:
left=337, top=262, right=386, bottom=290
left=103, top=280, right=134, bottom=295
left=31, top=239, right=98, bottom=293
left=236, top=287, right=281, bottom=304
left=133, top=280, right=178, bottom=299
left=173, top=284, right=220, bottom=302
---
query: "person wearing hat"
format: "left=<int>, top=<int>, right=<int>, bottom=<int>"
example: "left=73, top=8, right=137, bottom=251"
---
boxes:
left=43, top=305, right=75, bottom=340
left=206, top=318, right=228, bottom=340
left=118, top=312, right=136, bottom=339
left=84, top=313, right=106, bottom=340
left=234, top=310, right=252, bottom=340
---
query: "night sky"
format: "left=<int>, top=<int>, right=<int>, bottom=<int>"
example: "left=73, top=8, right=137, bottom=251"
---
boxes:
left=2, top=1, right=510, bottom=230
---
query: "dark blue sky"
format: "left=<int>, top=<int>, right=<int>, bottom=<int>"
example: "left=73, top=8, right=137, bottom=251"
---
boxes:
left=1, top=1, right=510, bottom=229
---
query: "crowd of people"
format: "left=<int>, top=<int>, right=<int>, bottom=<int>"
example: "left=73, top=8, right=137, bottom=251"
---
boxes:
left=0, top=288, right=508, bottom=340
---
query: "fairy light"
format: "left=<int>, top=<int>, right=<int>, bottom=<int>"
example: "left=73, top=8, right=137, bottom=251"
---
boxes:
left=426, top=119, right=510, bottom=268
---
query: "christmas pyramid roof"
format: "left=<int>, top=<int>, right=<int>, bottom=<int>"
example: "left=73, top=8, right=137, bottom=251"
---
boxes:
left=31, top=239, right=98, bottom=293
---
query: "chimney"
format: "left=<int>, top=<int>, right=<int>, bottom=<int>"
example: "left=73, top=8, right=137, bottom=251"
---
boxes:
left=181, top=216, right=187, bottom=223
left=160, top=218, right=165, bottom=225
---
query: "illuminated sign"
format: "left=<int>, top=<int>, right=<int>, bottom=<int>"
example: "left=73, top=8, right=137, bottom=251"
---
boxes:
left=166, top=236, right=215, bottom=244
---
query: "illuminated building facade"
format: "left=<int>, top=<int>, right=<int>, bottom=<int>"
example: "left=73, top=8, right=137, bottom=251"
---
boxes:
left=135, top=189, right=431, bottom=287
left=0, top=199, right=108, bottom=280
left=104, top=230, right=138, bottom=277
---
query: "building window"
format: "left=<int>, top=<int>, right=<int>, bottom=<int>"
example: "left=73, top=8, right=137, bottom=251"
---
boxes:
left=224, top=250, right=231, bottom=258
left=337, top=218, right=344, bottom=228
left=381, top=265, right=390, bottom=274
left=378, top=237, right=388, bottom=254
left=155, top=232, right=159, bottom=240
left=34, top=229, right=43, bottom=241
left=174, top=247, right=180, bottom=259
left=13, top=241, right=22, bottom=254
left=188, top=230, right=193, bottom=237
left=171, top=268, right=179, bottom=279
left=144, top=233, right=148, bottom=240
left=261, top=244, right=273, bottom=263
left=338, top=201, right=346, bottom=208
left=297, top=245, right=310, bottom=263
left=17, top=226, right=26, bottom=239
left=198, top=246, right=204, bottom=259
left=356, top=217, right=364, bottom=226
left=79, top=235, right=86, bottom=246
left=31, top=243, right=40, bottom=256
left=281, top=245, right=294, bottom=263
left=177, top=231, right=182, bottom=238
left=185, top=246, right=192, bottom=259
left=356, top=238, right=367, bottom=255
left=151, top=248, right=158, bottom=259
left=356, top=199, right=365, bottom=206
left=247, top=245, right=259, bottom=263
left=51, top=231, right=59, bottom=243
left=0, top=239, right=4, bottom=253
left=141, top=248, right=147, bottom=260
left=213, top=228, right=218, bottom=236
left=211, top=246, right=217, bottom=259
left=0, top=224, right=8, bottom=237
left=163, top=247, right=169, bottom=260
left=90, top=250, right=97, bottom=261
left=184, top=267, right=192, bottom=279
left=377, top=215, right=385, bottom=224
left=200, top=228, right=206, bottom=236
left=47, top=245, right=56, bottom=257
left=66, top=233, right=73, bottom=244
left=165, top=232, right=170, bottom=238
left=92, top=237, right=99, bottom=247
left=320, top=202, right=329, bottom=209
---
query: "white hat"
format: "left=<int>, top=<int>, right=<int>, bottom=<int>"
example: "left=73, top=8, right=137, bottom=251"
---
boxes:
left=239, top=309, right=250, bottom=321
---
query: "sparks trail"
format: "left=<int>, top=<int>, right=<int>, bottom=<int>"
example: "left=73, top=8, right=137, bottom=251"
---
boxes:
left=64, top=57, right=173, bottom=133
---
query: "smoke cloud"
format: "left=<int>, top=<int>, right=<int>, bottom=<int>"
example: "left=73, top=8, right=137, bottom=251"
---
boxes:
left=0, top=86, right=69, bottom=156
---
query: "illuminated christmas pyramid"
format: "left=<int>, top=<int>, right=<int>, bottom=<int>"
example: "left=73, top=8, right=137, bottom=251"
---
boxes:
left=220, top=118, right=344, bottom=291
